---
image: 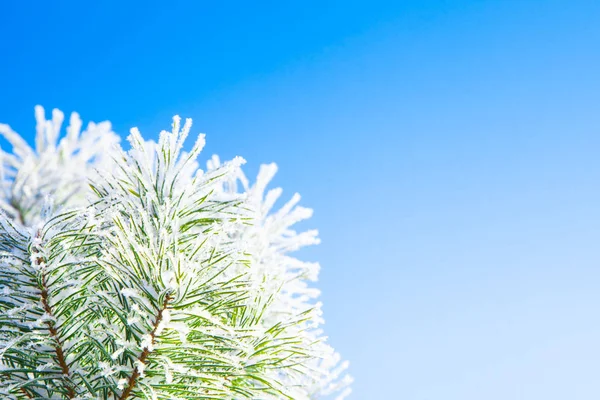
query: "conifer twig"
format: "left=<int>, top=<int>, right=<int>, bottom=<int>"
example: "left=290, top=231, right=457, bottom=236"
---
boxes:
left=0, top=106, right=352, bottom=399
left=118, top=294, right=172, bottom=400
left=35, top=230, right=76, bottom=399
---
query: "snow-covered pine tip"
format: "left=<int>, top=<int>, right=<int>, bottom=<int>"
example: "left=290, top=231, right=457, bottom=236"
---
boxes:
left=0, top=106, right=351, bottom=400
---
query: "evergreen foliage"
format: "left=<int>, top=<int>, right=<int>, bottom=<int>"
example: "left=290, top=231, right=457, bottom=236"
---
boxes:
left=0, top=108, right=351, bottom=399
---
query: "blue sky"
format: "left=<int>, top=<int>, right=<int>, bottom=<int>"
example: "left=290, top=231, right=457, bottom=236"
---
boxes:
left=2, top=1, right=600, bottom=398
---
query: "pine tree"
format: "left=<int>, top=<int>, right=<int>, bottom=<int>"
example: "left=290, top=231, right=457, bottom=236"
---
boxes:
left=0, top=107, right=352, bottom=399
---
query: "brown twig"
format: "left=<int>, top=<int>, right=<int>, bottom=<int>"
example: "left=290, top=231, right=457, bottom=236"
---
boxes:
left=117, top=295, right=172, bottom=400
left=34, top=231, right=76, bottom=399
left=20, top=387, right=33, bottom=399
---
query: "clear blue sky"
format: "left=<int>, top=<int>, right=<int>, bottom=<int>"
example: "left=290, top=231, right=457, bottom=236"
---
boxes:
left=2, top=1, right=600, bottom=398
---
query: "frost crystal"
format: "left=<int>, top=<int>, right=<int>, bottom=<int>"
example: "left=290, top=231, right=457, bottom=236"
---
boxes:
left=0, top=107, right=351, bottom=399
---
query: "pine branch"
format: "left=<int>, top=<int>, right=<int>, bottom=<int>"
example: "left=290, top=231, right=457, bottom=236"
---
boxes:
left=0, top=107, right=352, bottom=399
left=33, top=230, right=76, bottom=399
left=118, top=294, right=173, bottom=400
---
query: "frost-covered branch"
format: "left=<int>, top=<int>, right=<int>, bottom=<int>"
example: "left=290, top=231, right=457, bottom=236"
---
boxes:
left=0, top=106, right=351, bottom=399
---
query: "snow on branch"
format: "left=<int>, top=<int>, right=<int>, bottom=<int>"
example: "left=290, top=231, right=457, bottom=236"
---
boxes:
left=0, top=107, right=351, bottom=400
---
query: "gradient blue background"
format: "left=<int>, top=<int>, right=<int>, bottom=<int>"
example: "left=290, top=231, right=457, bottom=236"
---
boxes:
left=2, top=1, right=600, bottom=398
